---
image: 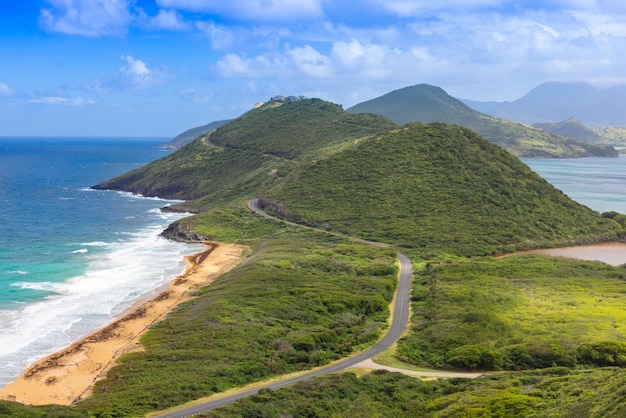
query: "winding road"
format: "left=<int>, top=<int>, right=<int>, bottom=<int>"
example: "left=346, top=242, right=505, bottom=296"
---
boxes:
left=155, top=199, right=414, bottom=418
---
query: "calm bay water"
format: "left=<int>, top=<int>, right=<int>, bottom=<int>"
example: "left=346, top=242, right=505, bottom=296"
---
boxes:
left=0, top=138, right=202, bottom=388
left=522, top=155, right=626, bottom=214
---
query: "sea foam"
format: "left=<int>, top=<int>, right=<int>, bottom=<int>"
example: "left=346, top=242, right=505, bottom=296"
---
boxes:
left=0, top=213, right=202, bottom=388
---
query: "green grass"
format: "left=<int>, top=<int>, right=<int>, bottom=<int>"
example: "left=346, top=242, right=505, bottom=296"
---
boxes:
left=397, top=255, right=626, bottom=370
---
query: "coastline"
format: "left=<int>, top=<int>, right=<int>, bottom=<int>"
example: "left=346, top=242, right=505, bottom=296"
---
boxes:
left=0, top=242, right=246, bottom=406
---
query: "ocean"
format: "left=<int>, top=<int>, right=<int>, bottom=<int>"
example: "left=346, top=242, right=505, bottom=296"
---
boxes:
left=522, top=155, right=626, bottom=214
left=0, top=137, right=202, bottom=388
left=1, top=140, right=626, bottom=391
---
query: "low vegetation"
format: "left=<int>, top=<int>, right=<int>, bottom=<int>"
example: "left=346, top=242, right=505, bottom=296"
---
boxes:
left=398, top=255, right=626, bottom=370
left=77, top=212, right=398, bottom=417
left=200, top=367, right=626, bottom=417
left=265, top=123, right=621, bottom=256
left=92, top=99, right=396, bottom=204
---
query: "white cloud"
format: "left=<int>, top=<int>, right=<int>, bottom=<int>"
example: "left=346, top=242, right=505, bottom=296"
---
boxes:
left=118, top=55, right=168, bottom=89
left=156, top=0, right=324, bottom=21
left=29, top=96, right=95, bottom=106
left=139, top=9, right=189, bottom=31
left=369, top=0, right=503, bottom=16
left=287, top=45, right=332, bottom=77
left=196, top=21, right=235, bottom=50
left=216, top=53, right=289, bottom=78
left=0, top=82, right=14, bottom=97
left=39, top=0, right=133, bottom=37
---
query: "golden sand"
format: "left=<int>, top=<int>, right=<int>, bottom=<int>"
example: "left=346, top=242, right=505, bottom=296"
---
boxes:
left=0, top=242, right=246, bottom=406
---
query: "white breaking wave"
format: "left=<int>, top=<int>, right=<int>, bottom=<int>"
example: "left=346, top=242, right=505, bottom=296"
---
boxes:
left=0, top=214, right=202, bottom=388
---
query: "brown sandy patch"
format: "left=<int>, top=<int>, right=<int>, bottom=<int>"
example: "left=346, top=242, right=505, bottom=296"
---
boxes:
left=0, top=242, right=246, bottom=406
left=499, top=242, right=626, bottom=266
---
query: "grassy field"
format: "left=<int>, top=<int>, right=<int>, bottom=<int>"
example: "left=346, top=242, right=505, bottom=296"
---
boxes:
left=398, top=255, right=626, bottom=370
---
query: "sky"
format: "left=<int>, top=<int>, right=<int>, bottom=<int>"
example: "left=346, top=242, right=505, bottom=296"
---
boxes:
left=1, top=1, right=626, bottom=137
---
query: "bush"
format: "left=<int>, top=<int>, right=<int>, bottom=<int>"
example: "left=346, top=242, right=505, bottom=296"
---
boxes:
left=578, top=341, right=626, bottom=367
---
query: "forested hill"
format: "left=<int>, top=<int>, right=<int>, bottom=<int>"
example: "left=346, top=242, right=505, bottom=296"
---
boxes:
left=92, top=99, right=397, bottom=203
left=261, top=123, right=621, bottom=256
left=347, top=84, right=617, bottom=158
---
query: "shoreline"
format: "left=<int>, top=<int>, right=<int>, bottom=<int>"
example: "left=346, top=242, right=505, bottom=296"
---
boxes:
left=0, top=242, right=246, bottom=406
left=498, top=242, right=626, bottom=266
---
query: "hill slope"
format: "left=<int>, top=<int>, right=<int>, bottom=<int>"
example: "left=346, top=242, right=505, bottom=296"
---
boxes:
left=261, top=123, right=620, bottom=256
left=348, top=84, right=616, bottom=158
left=158, top=119, right=231, bottom=150
left=92, top=99, right=397, bottom=205
left=533, top=117, right=604, bottom=143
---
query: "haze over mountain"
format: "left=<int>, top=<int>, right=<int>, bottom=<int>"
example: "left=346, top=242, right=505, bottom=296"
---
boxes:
left=533, top=117, right=604, bottom=144
left=463, top=82, right=626, bottom=127
left=347, top=84, right=616, bottom=158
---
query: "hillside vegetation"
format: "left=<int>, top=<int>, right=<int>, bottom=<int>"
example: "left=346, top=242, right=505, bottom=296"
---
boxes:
left=159, top=119, right=231, bottom=150
left=13, top=96, right=619, bottom=417
left=93, top=99, right=396, bottom=205
left=202, top=368, right=626, bottom=417
left=263, top=123, right=621, bottom=256
left=348, top=84, right=616, bottom=157
left=399, top=255, right=626, bottom=371
left=533, top=117, right=604, bottom=144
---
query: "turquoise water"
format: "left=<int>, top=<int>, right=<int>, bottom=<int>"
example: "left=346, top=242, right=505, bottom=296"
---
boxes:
left=522, top=155, right=626, bottom=214
left=0, top=138, right=202, bottom=387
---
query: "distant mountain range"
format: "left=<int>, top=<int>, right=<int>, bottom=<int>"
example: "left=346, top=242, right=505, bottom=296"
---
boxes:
left=347, top=84, right=615, bottom=157
left=463, top=81, right=626, bottom=127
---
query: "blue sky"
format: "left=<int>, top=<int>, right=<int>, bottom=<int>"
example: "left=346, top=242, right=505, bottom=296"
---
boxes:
left=1, top=0, right=626, bottom=137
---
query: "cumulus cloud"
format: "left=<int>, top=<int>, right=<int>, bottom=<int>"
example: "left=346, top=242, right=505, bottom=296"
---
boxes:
left=39, top=0, right=133, bottom=37
left=139, top=9, right=189, bottom=31
left=117, top=55, right=168, bottom=89
left=0, top=82, right=14, bottom=97
left=29, top=96, right=95, bottom=106
left=156, top=0, right=324, bottom=22
left=196, top=21, right=235, bottom=50
left=286, top=45, right=332, bottom=77
left=216, top=53, right=289, bottom=78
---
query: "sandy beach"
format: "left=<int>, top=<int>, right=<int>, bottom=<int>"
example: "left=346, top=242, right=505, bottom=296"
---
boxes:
left=0, top=242, right=246, bottom=406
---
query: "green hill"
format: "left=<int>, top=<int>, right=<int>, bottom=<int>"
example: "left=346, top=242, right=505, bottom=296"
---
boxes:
left=92, top=99, right=397, bottom=204
left=533, top=117, right=604, bottom=144
left=261, top=123, right=620, bottom=256
left=347, top=84, right=617, bottom=158
left=158, top=119, right=232, bottom=150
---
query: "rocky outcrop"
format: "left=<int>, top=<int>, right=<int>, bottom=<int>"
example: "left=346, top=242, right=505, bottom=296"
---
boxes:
left=160, top=220, right=211, bottom=243
left=257, top=198, right=290, bottom=218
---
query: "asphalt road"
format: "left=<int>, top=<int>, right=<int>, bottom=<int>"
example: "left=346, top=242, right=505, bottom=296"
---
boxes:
left=154, top=200, right=412, bottom=418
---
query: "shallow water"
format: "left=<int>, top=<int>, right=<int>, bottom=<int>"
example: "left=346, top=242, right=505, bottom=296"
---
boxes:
left=0, top=138, right=202, bottom=388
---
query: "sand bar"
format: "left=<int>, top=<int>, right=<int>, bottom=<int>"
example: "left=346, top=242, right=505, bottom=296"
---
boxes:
left=0, top=242, right=246, bottom=406
left=500, top=242, right=626, bottom=266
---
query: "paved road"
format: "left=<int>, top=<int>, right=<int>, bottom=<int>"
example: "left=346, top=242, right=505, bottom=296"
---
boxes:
left=154, top=199, right=413, bottom=418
